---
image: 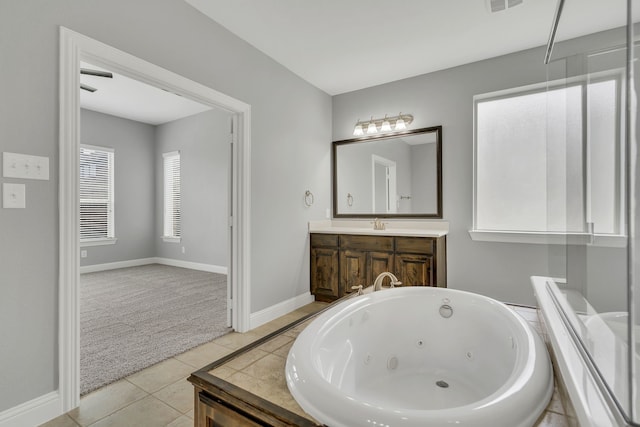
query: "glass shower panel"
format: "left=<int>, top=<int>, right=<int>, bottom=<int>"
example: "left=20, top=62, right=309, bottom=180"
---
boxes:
left=631, top=3, right=640, bottom=423
left=546, top=36, right=632, bottom=420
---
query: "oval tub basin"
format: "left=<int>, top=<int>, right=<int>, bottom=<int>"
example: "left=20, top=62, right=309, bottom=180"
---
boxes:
left=286, top=287, right=553, bottom=427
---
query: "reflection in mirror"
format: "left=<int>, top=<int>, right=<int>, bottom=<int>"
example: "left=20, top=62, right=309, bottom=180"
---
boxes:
left=333, top=126, right=442, bottom=218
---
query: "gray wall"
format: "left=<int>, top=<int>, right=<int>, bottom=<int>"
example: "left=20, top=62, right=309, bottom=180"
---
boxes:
left=0, top=0, right=331, bottom=413
left=80, top=109, right=157, bottom=266
left=155, top=109, right=231, bottom=267
left=332, top=27, right=629, bottom=307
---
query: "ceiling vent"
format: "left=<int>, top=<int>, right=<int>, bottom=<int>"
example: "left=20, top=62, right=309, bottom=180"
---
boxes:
left=488, top=0, right=524, bottom=13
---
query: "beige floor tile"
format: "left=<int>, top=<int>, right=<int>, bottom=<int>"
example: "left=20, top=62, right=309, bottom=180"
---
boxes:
left=88, top=395, right=182, bottom=427
left=126, top=358, right=194, bottom=393
left=273, top=340, right=295, bottom=359
left=208, top=365, right=237, bottom=380
left=250, top=321, right=286, bottom=338
left=39, top=414, right=80, bottom=427
left=213, top=331, right=261, bottom=350
left=226, top=371, right=290, bottom=404
left=185, top=408, right=194, bottom=419
left=242, top=353, right=287, bottom=383
left=534, top=410, right=570, bottom=427
left=68, top=380, right=147, bottom=426
left=258, top=334, right=293, bottom=353
left=174, top=341, right=233, bottom=368
left=153, top=377, right=194, bottom=414
left=292, top=301, right=328, bottom=315
left=166, top=415, right=193, bottom=427
left=225, top=348, right=269, bottom=371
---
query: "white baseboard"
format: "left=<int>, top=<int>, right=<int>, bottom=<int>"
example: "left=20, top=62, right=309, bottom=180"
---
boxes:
left=155, top=257, right=228, bottom=274
left=80, top=257, right=227, bottom=275
left=80, top=257, right=157, bottom=274
left=0, top=391, right=61, bottom=427
left=249, top=292, right=315, bottom=330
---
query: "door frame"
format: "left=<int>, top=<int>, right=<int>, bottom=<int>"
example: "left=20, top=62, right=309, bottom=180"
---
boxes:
left=59, top=27, right=252, bottom=411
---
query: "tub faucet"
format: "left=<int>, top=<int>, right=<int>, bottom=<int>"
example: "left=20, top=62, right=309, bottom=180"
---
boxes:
left=372, top=218, right=386, bottom=230
left=373, top=272, right=402, bottom=291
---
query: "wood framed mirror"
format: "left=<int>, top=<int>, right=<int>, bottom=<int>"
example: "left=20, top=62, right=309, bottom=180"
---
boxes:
left=333, top=125, right=442, bottom=218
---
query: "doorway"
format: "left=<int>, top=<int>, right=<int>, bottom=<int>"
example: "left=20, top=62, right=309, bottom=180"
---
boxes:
left=59, top=27, right=251, bottom=411
left=78, top=61, right=234, bottom=394
left=372, top=154, right=397, bottom=214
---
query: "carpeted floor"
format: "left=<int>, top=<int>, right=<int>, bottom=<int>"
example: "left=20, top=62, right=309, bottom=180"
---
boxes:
left=80, top=264, right=230, bottom=395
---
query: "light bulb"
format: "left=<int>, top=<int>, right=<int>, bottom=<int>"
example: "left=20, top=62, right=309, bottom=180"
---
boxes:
left=367, top=122, right=378, bottom=134
left=380, top=119, right=392, bottom=132
left=353, top=124, right=364, bottom=136
left=395, top=117, right=406, bottom=130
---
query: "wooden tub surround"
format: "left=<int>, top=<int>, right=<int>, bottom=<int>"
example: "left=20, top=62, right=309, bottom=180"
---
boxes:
left=188, top=307, right=327, bottom=426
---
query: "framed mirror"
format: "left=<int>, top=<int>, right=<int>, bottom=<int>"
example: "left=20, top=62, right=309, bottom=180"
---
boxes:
left=333, top=126, right=442, bottom=218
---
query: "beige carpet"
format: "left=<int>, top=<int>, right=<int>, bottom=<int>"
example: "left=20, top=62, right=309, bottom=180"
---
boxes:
left=80, top=264, right=230, bottom=395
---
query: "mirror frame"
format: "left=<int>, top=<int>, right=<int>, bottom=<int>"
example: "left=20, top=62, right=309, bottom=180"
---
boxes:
left=333, top=125, right=443, bottom=219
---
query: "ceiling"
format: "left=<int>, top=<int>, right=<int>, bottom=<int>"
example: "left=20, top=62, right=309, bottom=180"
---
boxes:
left=80, top=61, right=212, bottom=125
left=80, top=0, right=630, bottom=124
left=184, top=0, right=628, bottom=95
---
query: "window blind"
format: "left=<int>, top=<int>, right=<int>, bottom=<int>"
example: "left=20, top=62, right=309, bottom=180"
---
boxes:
left=163, top=151, right=181, bottom=239
left=80, top=145, right=114, bottom=241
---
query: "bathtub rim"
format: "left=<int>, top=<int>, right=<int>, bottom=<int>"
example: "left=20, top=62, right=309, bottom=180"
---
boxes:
left=532, top=275, right=631, bottom=427
left=286, top=286, right=553, bottom=427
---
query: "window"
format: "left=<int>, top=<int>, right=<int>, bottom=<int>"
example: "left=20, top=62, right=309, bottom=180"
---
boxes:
left=472, top=75, right=623, bottom=244
left=80, top=145, right=115, bottom=245
left=163, top=151, right=181, bottom=241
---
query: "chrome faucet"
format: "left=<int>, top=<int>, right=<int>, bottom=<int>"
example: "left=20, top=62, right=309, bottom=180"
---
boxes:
left=372, top=218, right=386, bottom=230
left=372, top=272, right=402, bottom=291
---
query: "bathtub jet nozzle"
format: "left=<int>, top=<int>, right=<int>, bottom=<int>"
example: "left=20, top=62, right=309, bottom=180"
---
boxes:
left=439, top=304, right=453, bottom=318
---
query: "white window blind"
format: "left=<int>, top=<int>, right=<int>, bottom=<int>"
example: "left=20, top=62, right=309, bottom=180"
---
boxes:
left=163, top=151, right=181, bottom=239
left=80, top=145, right=114, bottom=241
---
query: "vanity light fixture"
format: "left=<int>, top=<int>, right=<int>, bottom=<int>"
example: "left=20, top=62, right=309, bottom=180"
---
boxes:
left=380, top=116, right=392, bottom=132
left=352, top=113, right=413, bottom=136
left=366, top=118, right=378, bottom=134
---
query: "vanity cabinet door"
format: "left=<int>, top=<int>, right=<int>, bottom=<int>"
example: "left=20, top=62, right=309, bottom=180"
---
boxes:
left=340, top=250, right=367, bottom=295
left=395, top=253, right=434, bottom=286
left=368, top=251, right=395, bottom=287
left=310, top=247, right=339, bottom=302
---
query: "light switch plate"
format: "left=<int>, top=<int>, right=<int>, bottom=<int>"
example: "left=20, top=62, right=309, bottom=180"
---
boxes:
left=3, top=152, right=50, bottom=180
left=3, top=183, right=26, bottom=208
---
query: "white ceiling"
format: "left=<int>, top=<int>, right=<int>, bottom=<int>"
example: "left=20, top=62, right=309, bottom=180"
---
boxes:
left=80, top=1, right=630, bottom=124
left=80, top=61, right=212, bottom=125
left=184, top=0, right=628, bottom=95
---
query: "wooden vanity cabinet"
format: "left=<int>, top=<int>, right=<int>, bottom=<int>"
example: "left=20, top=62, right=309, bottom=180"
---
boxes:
left=311, top=233, right=446, bottom=302
left=310, top=234, right=339, bottom=301
left=339, top=235, right=394, bottom=296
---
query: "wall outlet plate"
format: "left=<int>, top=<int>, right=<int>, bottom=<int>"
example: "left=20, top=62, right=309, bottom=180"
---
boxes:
left=3, top=183, right=26, bottom=208
left=3, top=152, right=50, bottom=180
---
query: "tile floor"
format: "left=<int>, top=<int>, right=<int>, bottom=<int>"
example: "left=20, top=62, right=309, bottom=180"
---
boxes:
left=42, top=303, right=569, bottom=427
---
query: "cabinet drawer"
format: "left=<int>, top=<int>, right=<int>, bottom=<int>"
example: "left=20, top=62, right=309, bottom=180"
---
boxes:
left=310, top=233, right=339, bottom=248
left=340, top=234, right=393, bottom=251
left=395, top=237, right=434, bottom=255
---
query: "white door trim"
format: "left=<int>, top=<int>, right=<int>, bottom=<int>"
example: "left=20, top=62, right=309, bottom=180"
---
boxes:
left=58, top=27, right=251, bottom=412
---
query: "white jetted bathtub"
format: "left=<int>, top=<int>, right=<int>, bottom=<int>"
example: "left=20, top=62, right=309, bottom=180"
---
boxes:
left=286, top=287, right=553, bottom=427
